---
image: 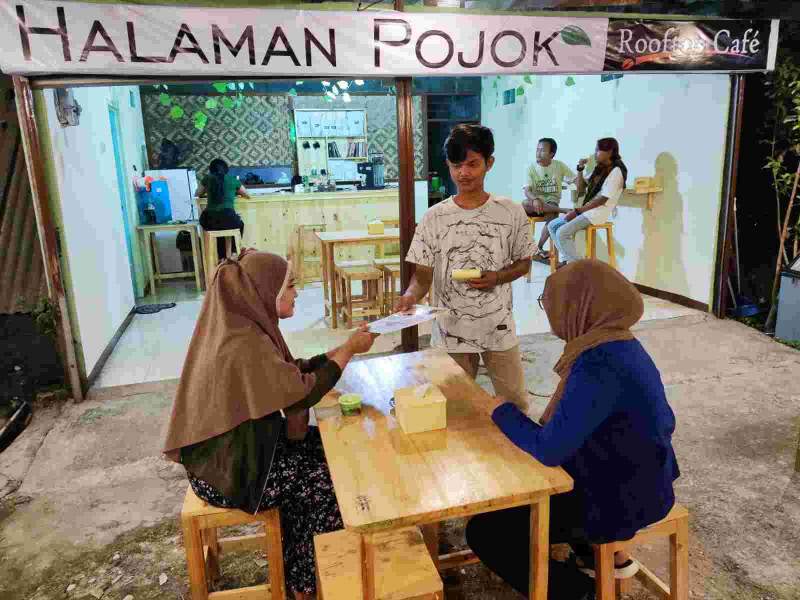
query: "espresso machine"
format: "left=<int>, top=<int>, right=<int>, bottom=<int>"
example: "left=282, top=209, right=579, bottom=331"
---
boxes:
left=357, top=151, right=385, bottom=190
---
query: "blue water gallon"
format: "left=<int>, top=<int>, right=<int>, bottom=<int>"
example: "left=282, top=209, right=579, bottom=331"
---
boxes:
left=149, top=181, right=172, bottom=223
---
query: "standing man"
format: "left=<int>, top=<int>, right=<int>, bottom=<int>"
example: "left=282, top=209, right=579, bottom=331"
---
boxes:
left=395, top=124, right=535, bottom=411
left=548, top=137, right=627, bottom=265
left=522, top=137, right=575, bottom=259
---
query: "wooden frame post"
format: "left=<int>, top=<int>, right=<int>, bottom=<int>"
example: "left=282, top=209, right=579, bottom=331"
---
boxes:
left=396, top=80, right=418, bottom=353
left=12, top=76, right=84, bottom=401
left=713, top=74, right=746, bottom=318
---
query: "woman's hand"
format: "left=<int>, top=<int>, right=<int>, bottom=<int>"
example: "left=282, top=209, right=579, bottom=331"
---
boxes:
left=394, top=292, right=417, bottom=314
left=485, top=395, right=508, bottom=415
left=345, top=324, right=379, bottom=355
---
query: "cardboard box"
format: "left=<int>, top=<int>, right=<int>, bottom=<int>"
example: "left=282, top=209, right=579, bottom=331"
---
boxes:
left=395, top=384, right=447, bottom=434
left=368, top=220, right=385, bottom=235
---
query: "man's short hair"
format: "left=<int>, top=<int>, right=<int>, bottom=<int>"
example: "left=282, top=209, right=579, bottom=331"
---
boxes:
left=538, top=137, right=558, bottom=156
left=445, top=124, right=495, bottom=164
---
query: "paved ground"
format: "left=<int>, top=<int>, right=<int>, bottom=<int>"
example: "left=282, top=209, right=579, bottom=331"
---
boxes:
left=1, top=314, right=798, bottom=599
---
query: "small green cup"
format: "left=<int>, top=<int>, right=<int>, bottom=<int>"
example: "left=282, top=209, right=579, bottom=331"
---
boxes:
left=339, top=393, right=362, bottom=416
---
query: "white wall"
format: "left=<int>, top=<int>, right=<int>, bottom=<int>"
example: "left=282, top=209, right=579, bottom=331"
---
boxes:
left=42, top=86, right=146, bottom=376
left=482, top=74, right=730, bottom=306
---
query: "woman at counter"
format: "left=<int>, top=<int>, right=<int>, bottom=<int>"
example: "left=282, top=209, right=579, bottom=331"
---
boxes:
left=197, top=158, right=250, bottom=257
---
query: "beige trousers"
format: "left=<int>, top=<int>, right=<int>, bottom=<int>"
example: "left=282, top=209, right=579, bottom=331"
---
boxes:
left=449, top=345, right=529, bottom=411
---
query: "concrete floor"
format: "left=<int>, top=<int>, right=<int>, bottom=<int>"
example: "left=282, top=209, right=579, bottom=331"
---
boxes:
left=1, top=314, right=799, bottom=599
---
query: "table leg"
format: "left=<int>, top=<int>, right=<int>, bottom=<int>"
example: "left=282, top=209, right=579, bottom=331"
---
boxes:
left=361, top=533, right=377, bottom=600
left=320, top=241, right=330, bottom=318
left=421, top=523, right=440, bottom=571
left=329, top=242, right=338, bottom=329
left=189, top=228, right=202, bottom=292
left=529, top=497, right=550, bottom=600
left=142, top=230, right=156, bottom=298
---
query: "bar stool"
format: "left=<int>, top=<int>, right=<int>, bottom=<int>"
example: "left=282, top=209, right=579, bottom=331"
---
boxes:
left=294, top=223, right=326, bottom=289
left=374, top=257, right=401, bottom=316
left=526, top=216, right=558, bottom=282
left=180, top=486, right=286, bottom=600
left=585, top=222, right=616, bottom=268
left=202, top=228, right=242, bottom=289
left=593, top=504, right=689, bottom=600
left=335, top=261, right=384, bottom=328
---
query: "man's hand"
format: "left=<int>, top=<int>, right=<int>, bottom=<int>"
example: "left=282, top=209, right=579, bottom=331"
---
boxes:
left=468, top=271, right=500, bottom=290
left=394, top=292, right=417, bottom=313
left=564, top=210, right=579, bottom=223
left=577, top=158, right=588, bottom=171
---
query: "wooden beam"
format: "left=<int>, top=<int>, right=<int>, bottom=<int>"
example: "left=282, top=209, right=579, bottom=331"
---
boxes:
left=12, top=76, right=84, bottom=401
left=635, top=563, right=671, bottom=600
left=438, top=549, right=480, bottom=571
left=396, top=77, right=419, bottom=353
left=713, top=74, right=745, bottom=318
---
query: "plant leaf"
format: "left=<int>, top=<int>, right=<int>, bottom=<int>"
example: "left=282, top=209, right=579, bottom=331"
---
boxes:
left=565, top=76, right=576, bottom=87
left=221, top=97, right=235, bottom=109
left=523, top=75, right=533, bottom=84
left=158, top=93, right=171, bottom=106
left=212, top=82, right=228, bottom=94
left=516, top=86, right=525, bottom=96
left=205, top=98, right=218, bottom=110
left=227, top=82, right=236, bottom=91
left=248, top=82, right=255, bottom=90
left=561, top=25, right=592, bottom=47
left=238, top=82, right=245, bottom=90
left=169, top=105, right=184, bottom=119
left=288, top=88, right=298, bottom=97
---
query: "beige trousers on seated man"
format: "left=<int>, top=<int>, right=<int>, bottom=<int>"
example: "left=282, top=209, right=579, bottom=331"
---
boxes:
left=449, top=345, right=529, bottom=412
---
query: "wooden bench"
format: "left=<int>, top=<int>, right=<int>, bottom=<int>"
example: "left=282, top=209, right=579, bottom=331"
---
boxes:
left=315, top=527, right=443, bottom=599
left=181, top=486, right=286, bottom=600
left=594, top=504, right=689, bottom=600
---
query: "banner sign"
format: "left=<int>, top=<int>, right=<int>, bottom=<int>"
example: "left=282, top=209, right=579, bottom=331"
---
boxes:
left=605, top=19, right=777, bottom=72
left=0, top=1, right=779, bottom=77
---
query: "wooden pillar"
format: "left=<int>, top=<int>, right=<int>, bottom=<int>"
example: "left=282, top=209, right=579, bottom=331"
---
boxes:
left=713, top=74, right=745, bottom=318
left=396, top=77, right=418, bottom=353
left=12, top=76, right=84, bottom=401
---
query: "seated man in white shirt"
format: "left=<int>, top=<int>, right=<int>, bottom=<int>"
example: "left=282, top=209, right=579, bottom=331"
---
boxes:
left=548, top=137, right=627, bottom=265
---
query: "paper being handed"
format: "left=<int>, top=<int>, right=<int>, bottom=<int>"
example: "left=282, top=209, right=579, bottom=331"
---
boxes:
left=367, top=305, right=448, bottom=335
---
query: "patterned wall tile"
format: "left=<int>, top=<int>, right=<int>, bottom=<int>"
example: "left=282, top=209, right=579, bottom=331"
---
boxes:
left=142, top=95, right=296, bottom=173
left=143, top=94, right=427, bottom=180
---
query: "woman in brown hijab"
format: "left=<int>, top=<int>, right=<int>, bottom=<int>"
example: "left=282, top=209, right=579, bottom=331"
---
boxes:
left=164, top=250, right=377, bottom=599
left=467, top=260, right=680, bottom=599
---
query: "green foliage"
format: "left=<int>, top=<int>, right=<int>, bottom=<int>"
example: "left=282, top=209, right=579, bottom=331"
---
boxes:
left=29, top=297, right=57, bottom=339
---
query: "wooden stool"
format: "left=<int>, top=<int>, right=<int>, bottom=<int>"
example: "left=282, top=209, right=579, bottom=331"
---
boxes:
left=594, top=504, right=689, bottom=600
left=202, top=228, right=243, bottom=289
left=314, top=527, right=443, bottom=599
left=374, top=257, right=401, bottom=316
left=585, top=222, right=616, bottom=268
left=294, top=223, right=326, bottom=289
left=335, top=262, right=384, bottom=329
left=181, top=486, right=286, bottom=600
left=526, top=217, right=558, bottom=281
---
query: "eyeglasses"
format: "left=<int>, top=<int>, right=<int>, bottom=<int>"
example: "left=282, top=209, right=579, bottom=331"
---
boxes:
left=537, top=293, right=545, bottom=310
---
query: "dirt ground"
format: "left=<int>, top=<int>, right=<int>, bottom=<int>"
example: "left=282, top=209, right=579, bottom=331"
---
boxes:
left=0, top=313, right=798, bottom=600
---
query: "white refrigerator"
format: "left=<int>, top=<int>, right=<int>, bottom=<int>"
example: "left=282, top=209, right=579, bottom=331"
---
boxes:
left=144, top=169, right=198, bottom=274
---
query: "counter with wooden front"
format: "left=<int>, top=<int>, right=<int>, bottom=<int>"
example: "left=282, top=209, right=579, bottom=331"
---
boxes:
left=197, top=188, right=400, bottom=263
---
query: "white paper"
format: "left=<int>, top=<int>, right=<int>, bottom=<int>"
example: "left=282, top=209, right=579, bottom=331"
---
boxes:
left=367, top=305, right=447, bottom=335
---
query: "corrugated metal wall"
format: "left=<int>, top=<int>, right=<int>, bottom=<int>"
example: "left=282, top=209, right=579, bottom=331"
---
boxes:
left=0, top=78, right=47, bottom=314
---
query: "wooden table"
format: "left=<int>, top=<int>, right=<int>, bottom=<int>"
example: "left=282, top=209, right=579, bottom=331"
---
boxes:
left=315, top=349, right=574, bottom=600
left=137, top=223, right=203, bottom=295
left=316, top=228, right=400, bottom=329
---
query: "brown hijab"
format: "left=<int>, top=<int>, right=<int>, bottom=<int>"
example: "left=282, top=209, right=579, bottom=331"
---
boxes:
left=540, top=260, right=644, bottom=422
left=163, top=250, right=315, bottom=462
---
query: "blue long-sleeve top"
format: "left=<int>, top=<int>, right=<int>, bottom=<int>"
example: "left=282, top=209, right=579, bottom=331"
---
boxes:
left=493, top=339, right=680, bottom=543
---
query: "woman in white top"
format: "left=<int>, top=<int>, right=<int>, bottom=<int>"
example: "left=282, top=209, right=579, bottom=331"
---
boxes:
left=548, top=138, right=627, bottom=265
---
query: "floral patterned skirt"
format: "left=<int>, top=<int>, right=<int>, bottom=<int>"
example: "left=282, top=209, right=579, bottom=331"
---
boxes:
left=188, top=425, right=343, bottom=594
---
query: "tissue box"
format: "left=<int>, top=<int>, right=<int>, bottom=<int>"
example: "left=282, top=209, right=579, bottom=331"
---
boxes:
left=395, top=384, right=447, bottom=434
left=368, top=221, right=385, bottom=235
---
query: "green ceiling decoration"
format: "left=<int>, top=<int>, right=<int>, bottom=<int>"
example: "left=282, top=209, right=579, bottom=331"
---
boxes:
left=565, top=76, right=576, bottom=87
left=560, top=25, right=592, bottom=47
left=168, top=105, right=185, bottom=120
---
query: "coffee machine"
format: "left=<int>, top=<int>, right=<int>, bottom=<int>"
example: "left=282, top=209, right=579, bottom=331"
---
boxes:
left=357, top=152, right=385, bottom=190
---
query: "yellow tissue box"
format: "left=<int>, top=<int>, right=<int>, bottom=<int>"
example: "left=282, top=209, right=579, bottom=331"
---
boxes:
left=368, top=221, right=385, bottom=235
left=394, top=383, right=447, bottom=434
left=452, top=268, right=481, bottom=281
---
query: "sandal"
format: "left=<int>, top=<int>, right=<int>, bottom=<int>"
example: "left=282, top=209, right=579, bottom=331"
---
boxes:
left=533, top=247, right=550, bottom=260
